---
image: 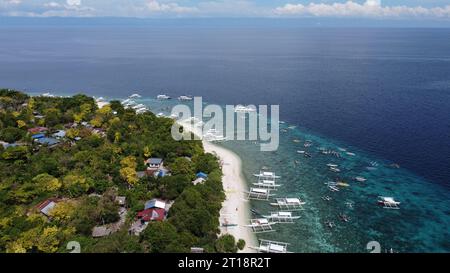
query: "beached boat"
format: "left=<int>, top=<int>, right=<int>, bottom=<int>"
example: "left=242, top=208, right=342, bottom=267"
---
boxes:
left=378, top=196, right=400, bottom=209
left=263, top=211, right=300, bottom=223
left=244, top=188, right=274, bottom=200
left=270, top=198, right=305, bottom=211
left=250, top=239, right=291, bottom=253
left=245, top=218, right=277, bottom=233
left=253, top=179, right=282, bottom=189
left=253, top=171, right=281, bottom=179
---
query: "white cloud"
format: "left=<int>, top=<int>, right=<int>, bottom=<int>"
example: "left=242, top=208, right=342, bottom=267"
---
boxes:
left=274, top=1, right=450, bottom=18
left=146, top=0, right=197, bottom=14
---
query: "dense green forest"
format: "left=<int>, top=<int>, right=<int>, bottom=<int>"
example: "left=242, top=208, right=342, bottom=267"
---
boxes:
left=0, top=89, right=244, bottom=253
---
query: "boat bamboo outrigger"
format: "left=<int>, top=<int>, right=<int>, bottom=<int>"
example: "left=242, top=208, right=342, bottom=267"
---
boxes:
left=253, top=171, right=281, bottom=179
left=252, top=179, right=282, bottom=189
left=244, top=188, right=274, bottom=200
left=263, top=211, right=300, bottom=223
left=270, top=198, right=305, bottom=211
left=245, top=218, right=276, bottom=233
left=378, top=196, right=400, bottom=209
left=250, top=239, right=291, bottom=253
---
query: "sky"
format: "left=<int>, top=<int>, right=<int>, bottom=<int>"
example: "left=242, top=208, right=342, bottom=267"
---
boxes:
left=0, top=0, right=450, bottom=20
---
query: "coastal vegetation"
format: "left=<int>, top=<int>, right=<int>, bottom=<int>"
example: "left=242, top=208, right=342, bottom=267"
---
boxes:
left=0, top=89, right=239, bottom=253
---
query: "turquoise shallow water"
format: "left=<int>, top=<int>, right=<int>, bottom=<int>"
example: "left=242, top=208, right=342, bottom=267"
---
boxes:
left=134, top=97, right=450, bottom=253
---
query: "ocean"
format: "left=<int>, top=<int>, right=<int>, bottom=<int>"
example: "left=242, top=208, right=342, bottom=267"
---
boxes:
left=1, top=22, right=449, bottom=252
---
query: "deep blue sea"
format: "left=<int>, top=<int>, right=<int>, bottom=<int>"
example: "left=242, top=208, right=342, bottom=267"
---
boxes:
left=0, top=23, right=449, bottom=252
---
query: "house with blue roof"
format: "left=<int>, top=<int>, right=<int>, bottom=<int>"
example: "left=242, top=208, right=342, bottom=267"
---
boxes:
left=36, top=137, right=60, bottom=147
left=196, top=172, right=208, bottom=179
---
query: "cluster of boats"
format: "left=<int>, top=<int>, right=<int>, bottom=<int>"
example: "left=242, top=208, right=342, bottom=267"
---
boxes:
left=156, top=94, right=193, bottom=101
left=245, top=169, right=305, bottom=253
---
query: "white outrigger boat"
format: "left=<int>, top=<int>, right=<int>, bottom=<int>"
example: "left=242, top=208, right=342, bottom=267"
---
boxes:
left=252, top=179, right=282, bottom=189
left=253, top=171, right=281, bottom=179
left=129, top=93, right=141, bottom=98
left=270, top=198, right=305, bottom=211
left=329, top=166, right=341, bottom=173
left=263, top=211, right=300, bottom=223
left=156, top=94, right=171, bottom=100
left=245, top=218, right=276, bottom=233
left=234, top=105, right=256, bottom=113
left=378, top=196, right=400, bottom=209
left=328, top=185, right=340, bottom=192
left=178, top=95, right=193, bottom=101
left=244, top=188, right=274, bottom=200
left=250, top=239, right=291, bottom=253
left=326, top=163, right=338, bottom=168
left=354, top=176, right=367, bottom=182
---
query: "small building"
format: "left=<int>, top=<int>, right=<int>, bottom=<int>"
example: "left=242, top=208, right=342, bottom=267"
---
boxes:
left=28, top=127, right=48, bottom=134
left=136, top=208, right=166, bottom=222
left=145, top=158, right=163, bottom=170
left=92, top=226, right=112, bottom=238
left=115, top=196, right=126, bottom=207
left=36, top=199, right=58, bottom=217
left=145, top=199, right=166, bottom=210
left=196, top=172, right=208, bottom=179
left=52, top=130, right=66, bottom=139
left=31, top=133, right=45, bottom=139
left=192, top=177, right=206, bottom=185
left=36, top=137, right=60, bottom=147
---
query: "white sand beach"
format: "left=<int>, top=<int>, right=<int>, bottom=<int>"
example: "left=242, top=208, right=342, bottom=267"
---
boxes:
left=203, top=141, right=258, bottom=253
left=177, top=119, right=258, bottom=252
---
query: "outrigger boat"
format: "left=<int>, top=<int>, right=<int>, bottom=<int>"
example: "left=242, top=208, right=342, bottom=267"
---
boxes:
left=339, top=213, right=351, bottom=222
left=245, top=218, right=277, bottom=233
left=378, top=196, right=400, bottom=209
left=325, top=221, right=335, bottom=229
left=326, top=163, right=338, bottom=168
left=354, top=176, right=367, bottom=182
left=270, top=198, right=305, bottom=211
left=244, top=188, right=274, bottom=200
left=328, top=185, right=340, bottom=192
left=178, top=95, right=193, bottom=101
left=129, top=93, right=141, bottom=98
left=329, top=166, right=341, bottom=173
left=234, top=105, right=256, bottom=113
left=253, top=179, right=282, bottom=189
left=250, top=239, right=291, bottom=253
left=253, top=171, right=281, bottom=179
left=156, top=94, right=171, bottom=100
left=263, top=211, right=300, bottom=223
left=322, top=195, right=332, bottom=201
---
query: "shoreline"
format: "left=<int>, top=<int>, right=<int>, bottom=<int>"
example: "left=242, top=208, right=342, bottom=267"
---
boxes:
left=202, top=141, right=258, bottom=253
left=177, top=119, right=258, bottom=252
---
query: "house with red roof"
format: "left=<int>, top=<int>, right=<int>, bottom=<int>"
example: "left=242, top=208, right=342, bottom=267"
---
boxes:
left=28, top=127, right=48, bottom=134
left=136, top=208, right=166, bottom=222
left=36, top=198, right=59, bottom=217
